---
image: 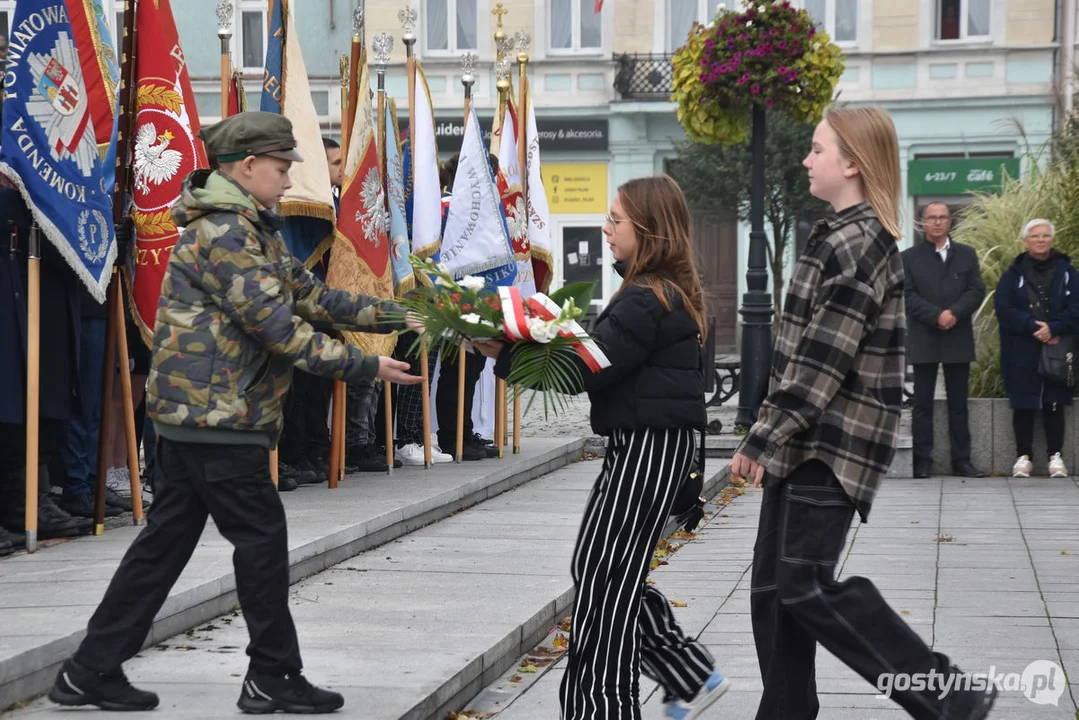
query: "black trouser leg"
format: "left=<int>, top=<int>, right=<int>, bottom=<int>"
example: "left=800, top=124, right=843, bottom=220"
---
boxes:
left=435, top=349, right=483, bottom=449
left=941, top=363, right=972, bottom=466
left=751, top=460, right=950, bottom=720
left=1014, top=408, right=1037, bottom=458
left=911, top=364, right=938, bottom=470
left=75, top=440, right=210, bottom=673
left=194, top=444, right=302, bottom=674
left=1043, top=404, right=1066, bottom=457
left=301, top=374, right=333, bottom=460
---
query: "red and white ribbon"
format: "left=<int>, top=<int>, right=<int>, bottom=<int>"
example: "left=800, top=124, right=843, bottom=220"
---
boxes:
left=499, top=286, right=611, bottom=373
left=499, top=286, right=533, bottom=341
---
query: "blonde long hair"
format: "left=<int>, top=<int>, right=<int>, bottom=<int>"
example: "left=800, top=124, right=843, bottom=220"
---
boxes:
left=825, top=107, right=903, bottom=239
left=616, top=174, right=708, bottom=342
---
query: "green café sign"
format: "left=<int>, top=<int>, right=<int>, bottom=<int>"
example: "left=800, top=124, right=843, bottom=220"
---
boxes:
left=907, top=157, right=1021, bottom=196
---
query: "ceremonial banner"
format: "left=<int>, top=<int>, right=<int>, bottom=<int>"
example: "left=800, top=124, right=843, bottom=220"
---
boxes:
left=228, top=69, right=248, bottom=116
left=325, top=62, right=395, bottom=357
left=0, top=0, right=116, bottom=302
left=262, top=0, right=335, bottom=264
left=525, top=91, right=554, bottom=292
left=129, top=0, right=207, bottom=340
left=384, top=99, right=412, bottom=294
left=410, top=61, right=441, bottom=260
left=440, top=106, right=515, bottom=286
left=67, top=0, right=119, bottom=189
left=493, top=99, right=536, bottom=297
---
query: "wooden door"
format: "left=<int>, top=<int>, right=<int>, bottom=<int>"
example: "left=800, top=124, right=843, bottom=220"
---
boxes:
left=690, top=211, right=738, bottom=352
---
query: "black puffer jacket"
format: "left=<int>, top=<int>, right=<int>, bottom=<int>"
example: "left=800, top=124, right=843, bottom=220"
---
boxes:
left=495, top=272, right=706, bottom=436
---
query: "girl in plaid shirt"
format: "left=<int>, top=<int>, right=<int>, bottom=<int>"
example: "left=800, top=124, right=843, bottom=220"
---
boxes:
left=730, top=108, right=996, bottom=720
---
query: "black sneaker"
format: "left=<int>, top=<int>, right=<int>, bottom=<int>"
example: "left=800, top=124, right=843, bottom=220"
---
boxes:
left=63, top=493, right=122, bottom=519
left=277, top=474, right=298, bottom=492
left=49, top=658, right=159, bottom=711
left=0, top=527, right=12, bottom=557
left=105, top=487, right=133, bottom=512
left=346, top=446, right=403, bottom=472
left=471, top=434, right=499, bottom=458
left=279, top=461, right=318, bottom=485
left=292, top=457, right=327, bottom=485
left=237, top=669, right=344, bottom=714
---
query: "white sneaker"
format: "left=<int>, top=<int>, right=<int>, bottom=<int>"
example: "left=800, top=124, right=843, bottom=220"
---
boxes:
left=1012, top=455, right=1033, bottom=478
left=1049, top=452, right=1069, bottom=478
left=107, top=467, right=132, bottom=498
left=106, top=467, right=153, bottom=506
left=396, top=443, right=453, bottom=466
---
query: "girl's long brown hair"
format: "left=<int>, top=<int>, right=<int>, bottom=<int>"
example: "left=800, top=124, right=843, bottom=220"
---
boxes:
left=825, top=107, right=903, bottom=239
left=615, top=174, right=708, bottom=342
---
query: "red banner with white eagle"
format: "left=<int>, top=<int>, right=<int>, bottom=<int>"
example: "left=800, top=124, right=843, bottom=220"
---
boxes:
left=325, top=59, right=395, bottom=357
left=129, top=0, right=208, bottom=343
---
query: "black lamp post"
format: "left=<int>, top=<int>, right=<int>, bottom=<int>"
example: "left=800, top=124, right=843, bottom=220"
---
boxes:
left=735, top=104, right=774, bottom=429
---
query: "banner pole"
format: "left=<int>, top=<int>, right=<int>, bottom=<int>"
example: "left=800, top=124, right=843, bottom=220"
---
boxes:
left=456, top=54, right=477, bottom=464
left=216, top=0, right=233, bottom=119
left=400, top=6, right=431, bottom=469
left=375, top=33, right=395, bottom=475
left=327, top=51, right=351, bottom=489
left=513, top=32, right=531, bottom=455
left=24, top=227, right=42, bottom=553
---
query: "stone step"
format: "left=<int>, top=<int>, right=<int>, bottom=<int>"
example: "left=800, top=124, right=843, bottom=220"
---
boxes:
left=0, top=438, right=585, bottom=712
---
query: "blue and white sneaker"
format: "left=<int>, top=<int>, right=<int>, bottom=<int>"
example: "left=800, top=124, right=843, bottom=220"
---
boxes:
left=664, top=669, right=731, bottom=720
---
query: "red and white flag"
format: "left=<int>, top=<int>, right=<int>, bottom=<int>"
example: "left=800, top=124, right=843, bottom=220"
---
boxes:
left=325, top=60, right=396, bottom=358
left=129, top=0, right=208, bottom=342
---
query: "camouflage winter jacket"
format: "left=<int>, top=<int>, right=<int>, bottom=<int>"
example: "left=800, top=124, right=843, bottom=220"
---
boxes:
left=147, top=169, right=405, bottom=448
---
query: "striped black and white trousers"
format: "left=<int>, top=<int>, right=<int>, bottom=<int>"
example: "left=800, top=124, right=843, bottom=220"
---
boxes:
left=560, top=427, right=716, bottom=719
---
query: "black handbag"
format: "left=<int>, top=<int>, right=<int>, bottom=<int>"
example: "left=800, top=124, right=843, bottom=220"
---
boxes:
left=670, top=427, right=708, bottom=533
left=1021, top=274, right=1076, bottom=388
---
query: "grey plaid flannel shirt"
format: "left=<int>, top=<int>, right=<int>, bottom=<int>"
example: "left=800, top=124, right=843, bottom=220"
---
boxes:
left=737, top=203, right=905, bottom=521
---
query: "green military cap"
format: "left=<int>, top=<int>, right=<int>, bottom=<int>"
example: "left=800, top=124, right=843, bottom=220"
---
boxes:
left=198, top=111, right=304, bottom=164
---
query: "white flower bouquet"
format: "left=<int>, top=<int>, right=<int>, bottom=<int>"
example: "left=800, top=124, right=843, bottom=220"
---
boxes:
left=389, top=256, right=610, bottom=414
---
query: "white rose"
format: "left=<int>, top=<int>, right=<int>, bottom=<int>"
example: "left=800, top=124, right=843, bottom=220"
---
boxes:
left=527, top=318, right=560, bottom=343
left=758, top=3, right=766, bottom=12
left=459, top=275, right=485, bottom=292
left=461, top=313, right=482, bottom=325
left=746, top=20, right=753, bottom=27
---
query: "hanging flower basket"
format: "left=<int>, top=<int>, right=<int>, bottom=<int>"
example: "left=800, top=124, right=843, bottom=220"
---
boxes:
left=671, top=0, right=845, bottom=145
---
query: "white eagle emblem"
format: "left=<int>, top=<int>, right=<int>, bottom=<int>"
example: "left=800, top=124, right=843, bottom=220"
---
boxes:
left=354, top=168, right=387, bottom=247
left=506, top=196, right=528, bottom=246
left=25, top=32, right=96, bottom=177
left=133, top=123, right=184, bottom=194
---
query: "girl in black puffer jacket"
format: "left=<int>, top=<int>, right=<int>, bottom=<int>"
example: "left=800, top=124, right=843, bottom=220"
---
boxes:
left=477, top=174, right=728, bottom=719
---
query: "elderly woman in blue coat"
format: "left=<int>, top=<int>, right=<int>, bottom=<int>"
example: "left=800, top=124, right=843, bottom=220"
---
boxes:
left=994, top=218, right=1079, bottom=478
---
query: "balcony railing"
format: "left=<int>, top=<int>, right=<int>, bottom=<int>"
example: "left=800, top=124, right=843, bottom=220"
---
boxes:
left=613, top=53, right=675, bottom=100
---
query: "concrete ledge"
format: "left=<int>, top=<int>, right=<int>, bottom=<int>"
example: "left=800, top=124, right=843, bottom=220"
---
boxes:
left=929, top=397, right=1078, bottom=476
left=0, top=438, right=584, bottom=712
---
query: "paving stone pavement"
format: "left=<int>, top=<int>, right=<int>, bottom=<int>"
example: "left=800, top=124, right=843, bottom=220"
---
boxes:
left=470, top=475, right=1079, bottom=719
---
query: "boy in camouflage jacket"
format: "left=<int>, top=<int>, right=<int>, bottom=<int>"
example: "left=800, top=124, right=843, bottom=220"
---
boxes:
left=49, top=112, right=421, bottom=715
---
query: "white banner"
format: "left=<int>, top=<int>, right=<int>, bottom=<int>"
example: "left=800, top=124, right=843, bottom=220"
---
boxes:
left=525, top=91, right=554, bottom=269
left=440, top=106, right=515, bottom=279
left=412, top=63, right=442, bottom=259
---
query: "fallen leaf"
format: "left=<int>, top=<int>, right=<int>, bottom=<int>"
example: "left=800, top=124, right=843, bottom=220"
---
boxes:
left=553, top=634, right=569, bottom=650
left=900, top=610, right=910, bottom=615
left=670, top=600, right=688, bottom=608
left=509, top=675, right=523, bottom=683
left=519, top=664, right=539, bottom=673
left=560, top=616, right=573, bottom=632
left=936, top=534, right=955, bottom=543
left=1062, top=551, right=1070, bottom=555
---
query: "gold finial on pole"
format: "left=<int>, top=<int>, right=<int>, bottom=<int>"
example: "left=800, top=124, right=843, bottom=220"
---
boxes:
left=492, top=3, right=509, bottom=52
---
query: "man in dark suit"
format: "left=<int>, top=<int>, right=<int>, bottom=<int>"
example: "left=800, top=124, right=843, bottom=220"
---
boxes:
left=902, top=202, right=987, bottom=478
